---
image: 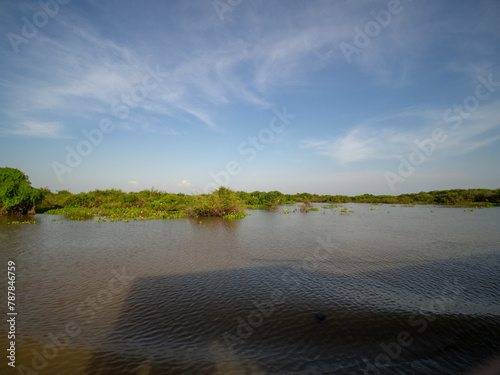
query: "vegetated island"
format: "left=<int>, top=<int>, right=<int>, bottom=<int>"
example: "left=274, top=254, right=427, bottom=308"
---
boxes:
left=1, top=167, right=498, bottom=222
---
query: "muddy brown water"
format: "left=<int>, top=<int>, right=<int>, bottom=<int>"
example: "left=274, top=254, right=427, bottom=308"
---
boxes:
left=1, top=204, right=499, bottom=374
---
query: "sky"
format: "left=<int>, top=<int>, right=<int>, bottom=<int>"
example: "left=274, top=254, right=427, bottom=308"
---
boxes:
left=0, top=0, right=499, bottom=195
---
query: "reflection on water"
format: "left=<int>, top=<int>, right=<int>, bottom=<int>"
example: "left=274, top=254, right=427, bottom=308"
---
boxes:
left=0, top=204, right=499, bottom=374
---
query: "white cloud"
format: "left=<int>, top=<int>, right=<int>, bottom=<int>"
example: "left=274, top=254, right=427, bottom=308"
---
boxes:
left=2, top=121, right=69, bottom=139
left=2, top=0, right=499, bottom=139
left=0, top=1, right=362, bottom=135
left=301, top=100, right=500, bottom=163
left=176, top=180, right=192, bottom=188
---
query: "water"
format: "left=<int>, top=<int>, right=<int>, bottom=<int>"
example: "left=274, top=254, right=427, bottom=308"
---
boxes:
left=1, top=204, right=499, bottom=374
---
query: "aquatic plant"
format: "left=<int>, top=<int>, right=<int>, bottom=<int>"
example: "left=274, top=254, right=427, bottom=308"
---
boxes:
left=298, top=200, right=314, bottom=212
left=44, top=206, right=95, bottom=220
left=223, top=212, right=248, bottom=219
left=335, top=207, right=354, bottom=214
left=322, top=204, right=341, bottom=209
left=7, top=220, right=37, bottom=224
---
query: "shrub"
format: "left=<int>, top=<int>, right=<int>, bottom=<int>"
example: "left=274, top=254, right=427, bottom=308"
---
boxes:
left=0, top=167, right=43, bottom=214
left=189, top=187, right=243, bottom=217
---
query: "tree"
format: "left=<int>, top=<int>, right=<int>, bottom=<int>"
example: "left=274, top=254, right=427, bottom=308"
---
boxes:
left=0, top=167, right=43, bottom=214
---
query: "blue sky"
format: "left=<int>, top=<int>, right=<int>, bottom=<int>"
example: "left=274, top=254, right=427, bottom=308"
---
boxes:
left=1, top=0, right=499, bottom=195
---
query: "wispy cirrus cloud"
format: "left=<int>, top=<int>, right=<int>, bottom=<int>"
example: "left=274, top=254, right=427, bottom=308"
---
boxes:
left=0, top=1, right=368, bottom=137
left=1, top=120, right=70, bottom=139
left=3, top=0, right=496, bottom=140
left=301, top=100, right=500, bottom=163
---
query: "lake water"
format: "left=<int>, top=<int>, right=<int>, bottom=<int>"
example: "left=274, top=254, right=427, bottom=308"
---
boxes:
left=1, top=204, right=499, bottom=375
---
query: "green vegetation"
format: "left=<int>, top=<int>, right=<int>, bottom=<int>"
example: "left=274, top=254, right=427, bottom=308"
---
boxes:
left=240, top=189, right=500, bottom=206
left=322, top=204, right=341, bottom=209
left=0, top=167, right=43, bottom=215
left=7, top=220, right=37, bottom=224
left=223, top=212, right=248, bottom=220
left=39, top=186, right=247, bottom=221
left=188, top=187, right=243, bottom=217
left=34, top=187, right=500, bottom=221
left=1, top=168, right=498, bottom=222
left=336, top=207, right=354, bottom=214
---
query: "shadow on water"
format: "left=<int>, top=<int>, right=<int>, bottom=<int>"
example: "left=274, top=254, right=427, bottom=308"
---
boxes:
left=83, top=253, right=500, bottom=375
left=0, top=214, right=38, bottom=224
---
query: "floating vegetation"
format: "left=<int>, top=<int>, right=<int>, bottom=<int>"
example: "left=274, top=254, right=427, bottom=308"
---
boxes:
left=335, top=208, right=354, bottom=214
left=299, top=207, right=319, bottom=213
left=369, top=206, right=376, bottom=210
left=223, top=212, right=248, bottom=220
left=282, top=209, right=291, bottom=214
left=95, top=209, right=189, bottom=222
left=298, top=201, right=313, bottom=212
left=44, top=206, right=94, bottom=221
left=322, top=205, right=341, bottom=209
left=7, top=220, right=37, bottom=224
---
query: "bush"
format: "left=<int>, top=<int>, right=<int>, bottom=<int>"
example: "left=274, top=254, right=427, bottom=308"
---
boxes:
left=0, top=168, right=43, bottom=214
left=189, top=187, right=243, bottom=217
